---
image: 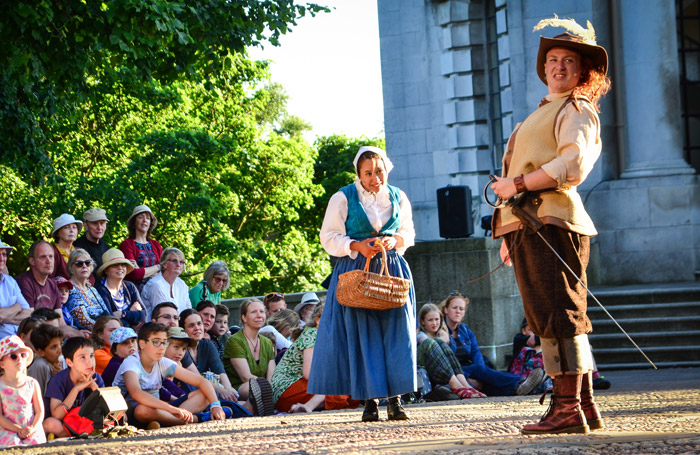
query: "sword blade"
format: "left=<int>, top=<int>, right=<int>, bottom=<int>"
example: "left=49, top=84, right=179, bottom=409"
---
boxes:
left=534, top=230, right=658, bottom=370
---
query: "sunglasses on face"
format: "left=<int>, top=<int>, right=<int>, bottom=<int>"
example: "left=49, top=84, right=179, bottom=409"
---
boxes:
left=211, top=276, right=228, bottom=284
left=265, top=292, right=284, bottom=302
left=8, top=352, right=28, bottom=360
left=75, top=260, right=93, bottom=267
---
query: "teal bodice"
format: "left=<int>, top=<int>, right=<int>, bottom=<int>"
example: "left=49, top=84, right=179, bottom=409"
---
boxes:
left=340, top=183, right=401, bottom=240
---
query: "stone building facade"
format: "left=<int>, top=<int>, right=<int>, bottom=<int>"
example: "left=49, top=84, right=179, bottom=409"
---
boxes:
left=377, top=0, right=699, bottom=287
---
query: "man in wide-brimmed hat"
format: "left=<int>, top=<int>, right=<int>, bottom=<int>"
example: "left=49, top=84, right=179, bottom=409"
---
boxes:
left=490, top=16, right=611, bottom=435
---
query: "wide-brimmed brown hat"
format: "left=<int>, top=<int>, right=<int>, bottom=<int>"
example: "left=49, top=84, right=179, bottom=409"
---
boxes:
left=97, top=248, right=135, bottom=277
left=536, top=32, right=608, bottom=85
left=127, top=205, right=158, bottom=229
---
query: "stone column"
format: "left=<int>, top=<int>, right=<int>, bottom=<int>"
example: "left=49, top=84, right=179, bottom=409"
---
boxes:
left=619, top=0, right=694, bottom=178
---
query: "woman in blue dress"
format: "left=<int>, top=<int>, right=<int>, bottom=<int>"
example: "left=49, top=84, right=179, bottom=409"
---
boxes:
left=308, top=146, right=416, bottom=422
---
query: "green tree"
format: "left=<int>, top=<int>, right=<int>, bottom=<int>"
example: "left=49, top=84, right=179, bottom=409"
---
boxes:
left=0, top=1, right=332, bottom=296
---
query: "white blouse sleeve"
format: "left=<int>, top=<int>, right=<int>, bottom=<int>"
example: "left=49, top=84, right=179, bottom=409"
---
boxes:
left=541, top=101, right=601, bottom=187
left=320, top=191, right=357, bottom=259
left=395, top=190, right=415, bottom=255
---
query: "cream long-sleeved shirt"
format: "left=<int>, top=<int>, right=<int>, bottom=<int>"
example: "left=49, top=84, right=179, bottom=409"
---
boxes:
left=320, top=179, right=415, bottom=259
left=539, top=91, right=601, bottom=188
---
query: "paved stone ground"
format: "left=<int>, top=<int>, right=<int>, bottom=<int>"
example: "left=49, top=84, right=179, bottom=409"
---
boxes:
left=8, top=368, right=699, bottom=455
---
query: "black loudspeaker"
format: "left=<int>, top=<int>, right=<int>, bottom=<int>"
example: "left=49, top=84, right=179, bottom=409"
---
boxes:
left=437, top=185, right=474, bottom=239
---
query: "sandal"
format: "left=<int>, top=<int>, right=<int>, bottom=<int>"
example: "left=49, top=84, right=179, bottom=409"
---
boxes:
left=451, top=386, right=487, bottom=399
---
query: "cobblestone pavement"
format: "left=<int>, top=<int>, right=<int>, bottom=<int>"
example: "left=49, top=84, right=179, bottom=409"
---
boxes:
left=9, top=368, right=699, bottom=455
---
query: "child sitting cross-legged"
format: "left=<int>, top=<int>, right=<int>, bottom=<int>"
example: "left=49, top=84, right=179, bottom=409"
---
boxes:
left=112, top=322, right=228, bottom=428
left=0, top=336, right=46, bottom=447
left=101, top=327, right=138, bottom=387
left=43, top=337, right=105, bottom=438
left=28, top=324, right=64, bottom=396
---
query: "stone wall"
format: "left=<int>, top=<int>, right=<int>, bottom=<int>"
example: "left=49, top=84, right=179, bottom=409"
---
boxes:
left=404, top=237, right=524, bottom=369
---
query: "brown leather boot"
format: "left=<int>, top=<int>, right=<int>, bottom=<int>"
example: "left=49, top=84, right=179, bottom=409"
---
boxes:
left=581, top=371, right=605, bottom=430
left=521, top=374, right=590, bottom=435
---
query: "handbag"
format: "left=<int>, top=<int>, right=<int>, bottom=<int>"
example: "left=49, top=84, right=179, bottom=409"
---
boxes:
left=336, top=243, right=410, bottom=310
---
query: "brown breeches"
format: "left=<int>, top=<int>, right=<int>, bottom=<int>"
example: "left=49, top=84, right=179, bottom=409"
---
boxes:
left=504, top=224, right=592, bottom=339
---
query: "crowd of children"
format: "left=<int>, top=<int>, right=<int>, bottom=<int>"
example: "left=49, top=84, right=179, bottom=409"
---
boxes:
left=0, top=287, right=327, bottom=448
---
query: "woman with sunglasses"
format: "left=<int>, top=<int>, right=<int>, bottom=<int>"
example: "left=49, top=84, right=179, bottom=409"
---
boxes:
left=64, top=249, right=111, bottom=331
left=141, top=248, right=191, bottom=320
left=188, top=261, right=230, bottom=307
left=308, top=146, right=417, bottom=422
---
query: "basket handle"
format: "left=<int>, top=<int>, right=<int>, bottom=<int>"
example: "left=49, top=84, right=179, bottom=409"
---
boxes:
left=362, top=241, right=391, bottom=277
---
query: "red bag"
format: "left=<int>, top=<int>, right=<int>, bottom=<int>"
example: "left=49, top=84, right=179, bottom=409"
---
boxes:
left=62, top=407, right=95, bottom=436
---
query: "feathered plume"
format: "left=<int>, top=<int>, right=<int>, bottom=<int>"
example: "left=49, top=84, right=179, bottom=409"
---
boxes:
left=533, top=14, right=597, bottom=44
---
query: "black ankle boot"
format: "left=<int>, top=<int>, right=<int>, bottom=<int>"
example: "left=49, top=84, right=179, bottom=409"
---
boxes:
left=362, top=399, right=379, bottom=422
left=387, top=396, right=409, bottom=421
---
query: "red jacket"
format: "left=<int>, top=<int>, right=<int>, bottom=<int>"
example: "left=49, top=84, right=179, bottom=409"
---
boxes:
left=118, top=238, right=163, bottom=282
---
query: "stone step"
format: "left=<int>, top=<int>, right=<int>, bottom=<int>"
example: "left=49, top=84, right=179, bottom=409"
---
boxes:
left=585, top=282, right=700, bottom=370
left=592, top=345, right=700, bottom=369
left=590, top=315, right=700, bottom=334
left=587, top=301, right=700, bottom=320
left=589, top=330, right=700, bottom=348
left=595, top=360, right=700, bottom=370
left=588, top=282, right=700, bottom=306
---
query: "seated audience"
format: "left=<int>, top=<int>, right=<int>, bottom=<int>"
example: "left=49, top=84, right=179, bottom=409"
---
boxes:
left=180, top=309, right=238, bottom=401
left=441, top=292, right=544, bottom=397
left=28, top=324, right=64, bottom=395
left=0, top=241, right=32, bottom=338
left=151, top=302, right=180, bottom=327
left=73, top=209, right=111, bottom=276
left=293, top=292, right=320, bottom=328
left=142, top=248, right=190, bottom=319
left=64, top=249, right=111, bottom=331
left=49, top=214, right=83, bottom=281
left=0, top=335, right=46, bottom=447
left=95, top=249, right=146, bottom=328
left=17, top=317, right=42, bottom=351
left=102, top=327, right=138, bottom=387
left=259, top=309, right=299, bottom=354
left=163, top=326, right=197, bottom=400
left=271, top=303, right=360, bottom=413
left=417, top=304, right=485, bottom=399
left=43, top=337, right=105, bottom=438
left=223, top=299, right=275, bottom=407
left=195, top=300, right=216, bottom=340
left=189, top=261, right=230, bottom=307
left=112, top=322, right=227, bottom=428
left=208, top=305, right=231, bottom=359
left=30, top=308, right=62, bottom=327
left=90, top=315, right=122, bottom=375
left=16, top=240, right=62, bottom=312
left=264, top=292, right=286, bottom=317
left=119, top=205, right=162, bottom=292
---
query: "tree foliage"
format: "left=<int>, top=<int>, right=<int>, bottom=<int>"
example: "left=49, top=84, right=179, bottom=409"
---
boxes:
left=0, top=0, right=337, bottom=296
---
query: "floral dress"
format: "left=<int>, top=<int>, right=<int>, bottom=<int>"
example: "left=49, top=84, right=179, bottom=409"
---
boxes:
left=0, top=377, right=46, bottom=447
left=64, top=285, right=111, bottom=330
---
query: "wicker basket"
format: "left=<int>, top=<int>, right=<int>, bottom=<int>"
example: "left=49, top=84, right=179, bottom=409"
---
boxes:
left=336, top=244, right=410, bottom=310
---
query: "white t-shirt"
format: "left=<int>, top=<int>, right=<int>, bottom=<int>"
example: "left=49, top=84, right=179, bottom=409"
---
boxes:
left=259, top=325, right=292, bottom=350
left=113, top=352, right=177, bottom=402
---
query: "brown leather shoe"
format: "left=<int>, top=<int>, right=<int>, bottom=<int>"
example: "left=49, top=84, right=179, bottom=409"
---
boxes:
left=362, top=399, right=379, bottom=422
left=521, top=374, right=590, bottom=435
left=387, top=396, right=409, bottom=421
left=581, top=371, right=605, bottom=430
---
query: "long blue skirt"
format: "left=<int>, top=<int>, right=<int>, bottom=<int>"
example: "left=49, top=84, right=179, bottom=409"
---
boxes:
left=307, top=250, right=417, bottom=400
